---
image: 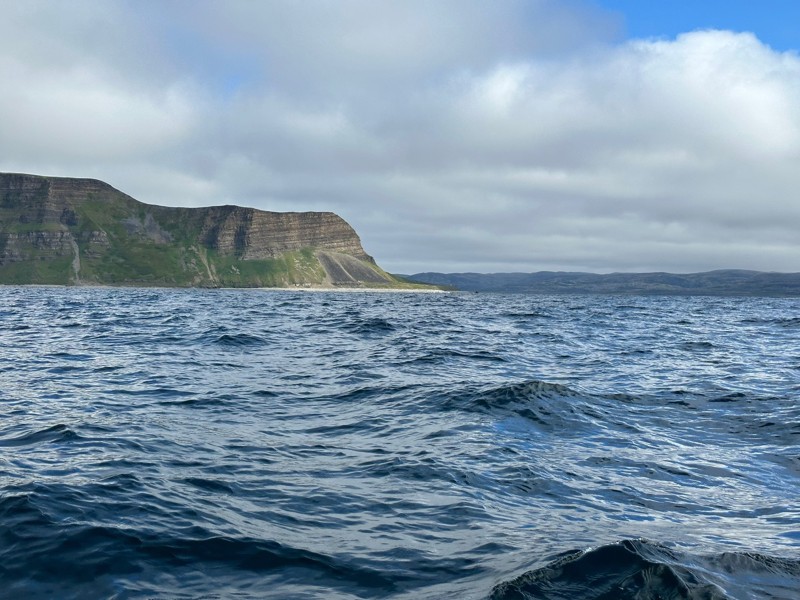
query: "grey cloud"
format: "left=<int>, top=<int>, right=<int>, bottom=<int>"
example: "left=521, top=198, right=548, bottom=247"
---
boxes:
left=179, top=0, right=619, bottom=97
left=0, top=2, right=797, bottom=273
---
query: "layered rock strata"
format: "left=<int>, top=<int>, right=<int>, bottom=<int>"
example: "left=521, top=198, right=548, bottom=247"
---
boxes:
left=0, top=172, right=396, bottom=288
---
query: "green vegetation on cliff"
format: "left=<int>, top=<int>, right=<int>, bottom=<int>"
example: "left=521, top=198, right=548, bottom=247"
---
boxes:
left=0, top=172, right=428, bottom=289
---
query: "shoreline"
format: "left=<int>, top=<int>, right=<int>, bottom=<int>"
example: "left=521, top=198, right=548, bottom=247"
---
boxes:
left=2, top=283, right=448, bottom=293
left=251, top=286, right=448, bottom=293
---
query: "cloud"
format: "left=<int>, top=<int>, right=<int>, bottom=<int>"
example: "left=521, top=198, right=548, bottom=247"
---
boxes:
left=0, top=2, right=798, bottom=273
left=351, top=30, right=800, bottom=273
left=0, top=1, right=201, bottom=172
left=176, top=0, right=617, bottom=96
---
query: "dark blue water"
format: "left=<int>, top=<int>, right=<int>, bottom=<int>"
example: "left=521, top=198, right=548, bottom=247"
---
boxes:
left=1, top=287, right=798, bottom=599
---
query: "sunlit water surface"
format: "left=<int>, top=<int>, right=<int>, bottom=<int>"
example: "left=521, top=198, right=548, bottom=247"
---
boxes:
left=1, top=287, right=798, bottom=599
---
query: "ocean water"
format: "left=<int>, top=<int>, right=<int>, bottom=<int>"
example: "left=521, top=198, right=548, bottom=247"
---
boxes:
left=0, top=287, right=798, bottom=599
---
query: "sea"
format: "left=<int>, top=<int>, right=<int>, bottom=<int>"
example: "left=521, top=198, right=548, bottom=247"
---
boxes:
left=0, top=286, right=798, bottom=599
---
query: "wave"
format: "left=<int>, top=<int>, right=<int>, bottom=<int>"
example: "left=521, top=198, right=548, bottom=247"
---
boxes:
left=444, top=380, right=605, bottom=433
left=775, top=317, right=800, bottom=328
left=212, top=332, right=268, bottom=347
left=489, top=539, right=800, bottom=600
left=156, top=396, right=228, bottom=408
left=502, top=311, right=554, bottom=319
left=448, top=379, right=800, bottom=443
left=0, top=423, right=82, bottom=447
left=0, top=519, right=398, bottom=595
left=680, top=341, right=717, bottom=352
left=742, top=317, right=800, bottom=329
left=344, top=317, right=397, bottom=335
left=406, top=348, right=507, bottom=364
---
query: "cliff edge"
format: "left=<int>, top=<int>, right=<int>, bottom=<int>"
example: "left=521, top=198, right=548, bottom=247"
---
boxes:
left=0, top=172, right=409, bottom=288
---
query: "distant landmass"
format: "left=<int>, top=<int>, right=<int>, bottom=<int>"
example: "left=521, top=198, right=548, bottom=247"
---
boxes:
left=407, top=270, right=800, bottom=296
left=0, top=172, right=429, bottom=289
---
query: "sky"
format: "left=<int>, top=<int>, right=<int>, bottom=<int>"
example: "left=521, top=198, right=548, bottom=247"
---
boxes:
left=1, top=1, right=798, bottom=274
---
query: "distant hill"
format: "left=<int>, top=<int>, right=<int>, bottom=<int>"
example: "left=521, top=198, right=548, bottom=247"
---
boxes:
left=407, top=270, right=800, bottom=296
left=0, top=172, right=430, bottom=289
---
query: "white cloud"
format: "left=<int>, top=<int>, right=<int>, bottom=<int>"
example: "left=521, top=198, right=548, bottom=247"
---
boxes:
left=0, top=63, right=196, bottom=163
left=0, top=2, right=798, bottom=273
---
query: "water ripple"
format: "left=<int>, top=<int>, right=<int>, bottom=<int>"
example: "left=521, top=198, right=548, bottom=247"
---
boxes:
left=0, top=288, right=798, bottom=598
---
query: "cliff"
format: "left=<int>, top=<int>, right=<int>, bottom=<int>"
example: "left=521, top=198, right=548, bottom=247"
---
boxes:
left=0, top=172, right=409, bottom=288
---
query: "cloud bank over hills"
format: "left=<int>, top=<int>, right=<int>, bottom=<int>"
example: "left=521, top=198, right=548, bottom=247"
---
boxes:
left=1, top=1, right=798, bottom=273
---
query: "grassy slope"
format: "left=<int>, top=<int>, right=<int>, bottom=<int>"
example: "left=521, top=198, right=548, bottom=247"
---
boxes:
left=0, top=191, right=413, bottom=288
left=0, top=256, right=73, bottom=285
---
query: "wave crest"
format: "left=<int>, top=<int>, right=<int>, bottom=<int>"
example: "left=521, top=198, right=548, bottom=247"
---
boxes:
left=445, top=379, right=598, bottom=432
left=490, top=539, right=800, bottom=600
left=0, top=424, right=81, bottom=447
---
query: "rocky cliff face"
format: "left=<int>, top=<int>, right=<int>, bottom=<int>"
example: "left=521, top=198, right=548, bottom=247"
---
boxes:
left=0, top=172, right=397, bottom=287
left=162, top=204, right=373, bottom=261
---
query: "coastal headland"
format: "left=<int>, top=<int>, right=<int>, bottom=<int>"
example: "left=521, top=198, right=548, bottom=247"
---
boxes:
left=0, top=172, right=433, bottom=289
